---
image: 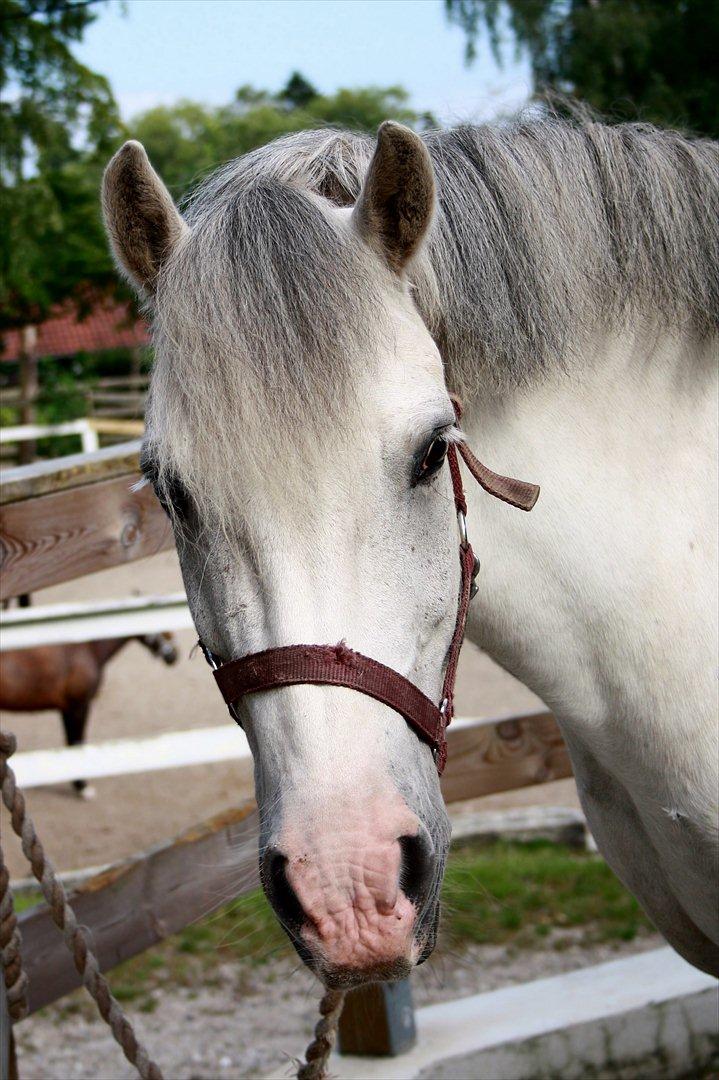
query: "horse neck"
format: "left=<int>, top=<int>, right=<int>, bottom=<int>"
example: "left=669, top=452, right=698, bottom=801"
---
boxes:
left=90, top=638, right=131, bottom=667
left=461, top=322, right=718, bottom=737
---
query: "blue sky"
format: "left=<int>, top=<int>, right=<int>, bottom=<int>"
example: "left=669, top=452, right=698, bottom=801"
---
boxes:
left=76, top=0, right=531, bottom=123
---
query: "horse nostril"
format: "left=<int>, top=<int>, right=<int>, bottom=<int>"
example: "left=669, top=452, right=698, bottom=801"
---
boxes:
left=261, top=847, right=306, bottom=934
left=399, top=831, right=436, bottom=906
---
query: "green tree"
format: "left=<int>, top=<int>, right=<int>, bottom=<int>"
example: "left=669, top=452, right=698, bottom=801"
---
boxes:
left=131, top=79, right=431, bottom=201
left=445, top=0, right=719, bottom=137
left=1, top=0, right=124, bottom=329
left=279, top=71, right=318, bottom=109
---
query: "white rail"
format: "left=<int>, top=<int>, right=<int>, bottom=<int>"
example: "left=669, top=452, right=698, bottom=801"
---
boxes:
left=0, top=594, right=193, bottom=650
left=0, top=419, right=99, bottom=454
left=10, top=713, right=495, bottom=789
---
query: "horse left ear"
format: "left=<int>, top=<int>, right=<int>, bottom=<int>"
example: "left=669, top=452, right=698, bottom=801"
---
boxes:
left=352, top=121, right=435, bottom=275
left=102, top=140, right=187, bottom=297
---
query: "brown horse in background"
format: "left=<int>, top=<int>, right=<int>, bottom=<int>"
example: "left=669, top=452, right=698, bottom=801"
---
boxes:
left=0, top=634, right=178, bottom=796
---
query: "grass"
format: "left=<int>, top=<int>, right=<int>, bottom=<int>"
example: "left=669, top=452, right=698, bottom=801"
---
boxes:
left=28, top=839, right=653, bottom=1014
left=442, top=838, right=651, bottom=948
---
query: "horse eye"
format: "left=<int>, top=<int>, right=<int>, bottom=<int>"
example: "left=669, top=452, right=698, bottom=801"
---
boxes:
left=160, top=474, right=192, bottom=519
left=142, top=462, right=190, bottom=520
left=417, top=437, right=448, bottom=482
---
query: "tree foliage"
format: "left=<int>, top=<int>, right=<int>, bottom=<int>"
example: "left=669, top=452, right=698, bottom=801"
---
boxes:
left=1, top=16, right=430, bottom=335
left=130, top=77, right=430, bottom=200
left=1, top=0, right=124, bottom=328
left=445, top=0, right=719, bottom=137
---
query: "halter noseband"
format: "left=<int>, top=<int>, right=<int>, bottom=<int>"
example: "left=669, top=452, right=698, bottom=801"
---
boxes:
left=199, top=406, right=539, bottom=773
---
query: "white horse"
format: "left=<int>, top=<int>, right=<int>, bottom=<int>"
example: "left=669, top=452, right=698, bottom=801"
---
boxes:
left=102, top=113, right=718, bottom=984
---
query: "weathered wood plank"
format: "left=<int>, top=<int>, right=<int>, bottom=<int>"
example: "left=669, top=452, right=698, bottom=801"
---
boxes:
left=18, top=805, right=260, bottom=1015
left=0, top=441, right=142, bottom=505
left=0, top=472, right=173, bottom=599
left=441, top=711, right=571, bottom=804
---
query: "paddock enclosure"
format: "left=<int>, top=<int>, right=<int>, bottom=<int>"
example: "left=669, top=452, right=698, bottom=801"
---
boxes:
left=0, top=440, right=716, bottom=1079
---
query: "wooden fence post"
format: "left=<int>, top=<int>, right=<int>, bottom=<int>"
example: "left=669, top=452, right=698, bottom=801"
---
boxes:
left=338, top=977, right=416, bottom=1057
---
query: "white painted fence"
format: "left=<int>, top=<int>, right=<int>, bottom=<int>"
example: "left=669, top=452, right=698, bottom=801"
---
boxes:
left=0, top=419, right=99, bottom=454
left=10, top=712, right=495, bottom=790
left=0, top=594, right=193, bottom=650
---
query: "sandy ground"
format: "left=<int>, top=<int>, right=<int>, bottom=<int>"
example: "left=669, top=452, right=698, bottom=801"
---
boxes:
left=1, top=549, right=579, bottom=879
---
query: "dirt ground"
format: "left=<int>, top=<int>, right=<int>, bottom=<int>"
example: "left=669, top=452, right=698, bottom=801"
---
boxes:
left=15, top=934, right=662, bottom=1080
left=2, top=548, right=579, bottom=879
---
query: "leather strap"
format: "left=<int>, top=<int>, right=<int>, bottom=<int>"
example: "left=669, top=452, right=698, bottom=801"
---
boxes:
left=213, top=641, right=446, bottom=760
left=200, top=401, right=539, bottom=774
left=457, top=442, right=539, bottom=512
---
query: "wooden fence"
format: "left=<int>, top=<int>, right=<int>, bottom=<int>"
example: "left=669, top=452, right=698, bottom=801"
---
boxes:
left=0, top=442, right=572, bottom=1058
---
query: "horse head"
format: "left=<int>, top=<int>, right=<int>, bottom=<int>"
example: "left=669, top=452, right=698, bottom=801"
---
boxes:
left=103, top=124, right=457, bottom=986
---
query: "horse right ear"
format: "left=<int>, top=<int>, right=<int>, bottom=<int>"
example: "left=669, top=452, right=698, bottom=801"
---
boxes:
left=102, top=141, right=187, bottom=296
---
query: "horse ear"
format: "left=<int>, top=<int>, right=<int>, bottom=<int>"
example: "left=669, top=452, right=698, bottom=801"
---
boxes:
left=102, top=141, right=187, bottom=296
left=352, top=121, right=435, bottom=275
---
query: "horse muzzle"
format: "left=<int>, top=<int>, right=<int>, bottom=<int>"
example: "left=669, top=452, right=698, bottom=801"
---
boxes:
left=260, top=810, right=442, bottom=986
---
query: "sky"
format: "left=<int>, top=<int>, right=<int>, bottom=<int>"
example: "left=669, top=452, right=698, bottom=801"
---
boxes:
left=75, top=0, right=532, bottom=124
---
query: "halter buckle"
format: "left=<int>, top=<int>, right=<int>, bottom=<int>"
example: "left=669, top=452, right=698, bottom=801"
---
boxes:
left=470, top=554, right=480, bottom=600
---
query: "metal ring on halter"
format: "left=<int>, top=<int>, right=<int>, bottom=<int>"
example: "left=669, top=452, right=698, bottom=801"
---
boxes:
left=457, top=509, right=468, bottom=548
left=199, top=640, right=220, bottom=670
left=199, top=641, right=244, bottom=725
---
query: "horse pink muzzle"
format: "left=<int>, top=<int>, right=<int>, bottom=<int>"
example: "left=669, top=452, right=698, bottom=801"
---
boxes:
left=267, top=790, right=430, bottom=983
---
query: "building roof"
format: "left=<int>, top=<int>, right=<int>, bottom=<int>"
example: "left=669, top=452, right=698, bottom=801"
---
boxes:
left=0, top=302, right=149, bottom=362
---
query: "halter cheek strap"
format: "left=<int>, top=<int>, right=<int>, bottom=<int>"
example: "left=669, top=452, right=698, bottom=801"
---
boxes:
left=200, top=408, right=539, bottom=773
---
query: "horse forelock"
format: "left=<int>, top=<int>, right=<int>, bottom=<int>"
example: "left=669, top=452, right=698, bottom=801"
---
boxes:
left=147, top=163, right=396, bottom=530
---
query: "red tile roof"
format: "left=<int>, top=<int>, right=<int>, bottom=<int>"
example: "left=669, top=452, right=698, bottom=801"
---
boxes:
left=0, top=302, right=149, bottom=362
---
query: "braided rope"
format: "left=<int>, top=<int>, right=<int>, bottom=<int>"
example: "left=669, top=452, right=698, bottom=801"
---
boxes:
left=0, top=732, right=163, bottom=1080
left=297, top=987, right=346, bottom=1079
left=0, top=855, right=29, bottom=1023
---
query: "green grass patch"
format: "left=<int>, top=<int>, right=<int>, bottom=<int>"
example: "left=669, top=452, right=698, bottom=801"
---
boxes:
left=12, top=890, right=43, bottom=914
left=441, top=838, right=652, bottom=949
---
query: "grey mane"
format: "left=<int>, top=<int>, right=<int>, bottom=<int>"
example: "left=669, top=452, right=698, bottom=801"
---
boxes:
left=220, top=113, right=718, bottom=392
left=148, top=112, right=718, bottom=522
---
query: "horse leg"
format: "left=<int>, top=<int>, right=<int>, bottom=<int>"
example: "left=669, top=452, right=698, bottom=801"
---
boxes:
left=61, top=702, right=95, bottom=799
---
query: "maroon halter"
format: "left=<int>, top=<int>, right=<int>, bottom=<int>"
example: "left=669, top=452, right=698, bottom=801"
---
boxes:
left=200, top=409, right=539, bottom=773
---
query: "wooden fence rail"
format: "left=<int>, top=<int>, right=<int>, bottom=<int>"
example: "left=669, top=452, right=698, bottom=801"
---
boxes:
left=0, top=593, right=192, bottom=650
left=0, top=420, right=100, bottom=454
left=18, top=805, right=260, bottom=1014
left=0, top=441, right=172, bottom=600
